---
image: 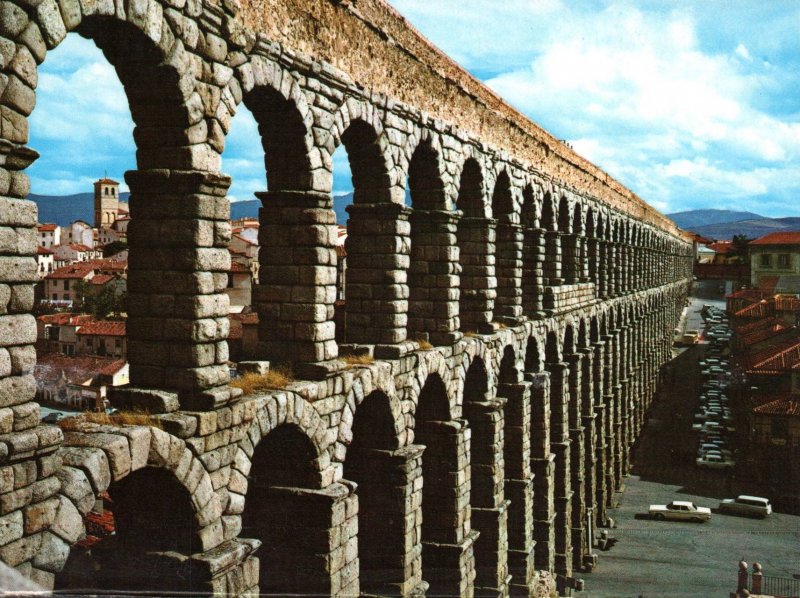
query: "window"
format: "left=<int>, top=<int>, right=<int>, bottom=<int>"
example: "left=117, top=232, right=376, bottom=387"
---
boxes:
left=64, top=280, right=69, bottom=290
left=760, top=254, right=772, bottom=267
left=51, top=294, right=57, bottom=301
left=778, top=254, right=791, bottom=268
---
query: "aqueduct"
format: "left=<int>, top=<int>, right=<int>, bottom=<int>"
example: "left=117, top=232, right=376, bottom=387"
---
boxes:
left=0, top=0, right=693, bottom=595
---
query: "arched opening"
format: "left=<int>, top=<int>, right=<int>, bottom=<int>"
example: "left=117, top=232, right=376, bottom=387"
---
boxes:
left=344, top=390, right=414, bottom=594
left=541, top=191, right=561, bottom=287
left=243, top=423, right=330, bottom=595
left=338, top=120, right=405, bottom=346
left=239, top=78, right=341, bottom=367
left=407, top=140, right=457, bottom=345
left=456, top=158, right=493, bottom=332
left=522, top=340, right=539, bottom=375
left=521, top=185, right=543, bottom=317
left=573, top=206, right=586, bottom=283
left=416, top=374, right=472, bottom=595
left=558, top=197, right=577, bottom=284
left=492, top=171, right=522, bottom=324
left=56, top=467, right=202, bottom=593
left=545, top=329, right=572, bottom=577
left=218, top=97, right=263, bottom=330
left=463, top=356, right=508, bottom=591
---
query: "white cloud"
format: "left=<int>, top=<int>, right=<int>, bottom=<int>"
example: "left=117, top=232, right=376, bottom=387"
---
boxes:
left=735, top=43, right=753, bottom=62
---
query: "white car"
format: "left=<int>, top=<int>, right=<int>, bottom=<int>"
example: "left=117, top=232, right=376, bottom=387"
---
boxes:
left=698, top=444, right=734, bottom=460
left=718, top=495, right=772, bottom=518
left=696, top=452, right=735, bottom=469
left=649, top=500, right=711, bottom=522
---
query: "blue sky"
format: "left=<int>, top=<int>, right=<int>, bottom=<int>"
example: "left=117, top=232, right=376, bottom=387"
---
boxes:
left=28, top=1, right=800, bottom=217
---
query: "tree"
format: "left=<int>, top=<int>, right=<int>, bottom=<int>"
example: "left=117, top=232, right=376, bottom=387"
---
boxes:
left=103, top=240, right=128, bottom=258
left=74, top=279, right=127, bottom=319
left=730, top=234, right=753, bottom=264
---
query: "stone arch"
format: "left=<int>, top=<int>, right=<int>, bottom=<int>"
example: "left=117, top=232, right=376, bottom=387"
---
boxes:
left=406, top=134, right=448, bottom=210
left=521, top=184, right=539, bottom=228
left=334, top=100, right=407, bottom=344
left=493, top=168, right=523, bottom=323
left=241, top=407, right=335, bottom=596
left=457, top=156, right=495, bottom=331
left=558, top=195, right=572, bottom=234
left=563, top=323, right=577, bottom=356
left=233, top=55, right=316, bottom=192
left=338, top=367, right=406, bottom=451
left=541, top=190, right=557, bottom=231
left=456, top=155, right=488, bottom=217
left=343, top=388, right=417, bottom=593
left=499, top=343, right=519, bottom=384
left=415, top=371, right=474, bottom=595
left=411, top=350, right=456, bottom=421
left=525, top=334, right=544, bottom=373
left=334, top=111, right=393, bottom=204
left=55, top=427, right=220, bottom=593
left=8, top=8, right=234, bottom=405
left=405, top=134, right=458, bottom=343
left=10, top=10, right=200, bottom=165
left=491, top=169, right=516, bottom=222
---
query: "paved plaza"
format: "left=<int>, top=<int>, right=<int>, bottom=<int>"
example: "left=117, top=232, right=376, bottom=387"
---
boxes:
left=578, top=282, right=800, bottom=597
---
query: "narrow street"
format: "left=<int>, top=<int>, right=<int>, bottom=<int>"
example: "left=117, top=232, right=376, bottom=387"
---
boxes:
left=577, top=281, right=800, bottom=597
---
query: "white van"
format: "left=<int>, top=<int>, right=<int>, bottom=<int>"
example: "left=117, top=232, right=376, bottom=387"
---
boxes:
left=718, top=495, right=772, bottom=518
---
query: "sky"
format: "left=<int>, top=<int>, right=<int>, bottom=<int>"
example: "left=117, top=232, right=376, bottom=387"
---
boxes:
left=27, top=1, right=800, bottom=217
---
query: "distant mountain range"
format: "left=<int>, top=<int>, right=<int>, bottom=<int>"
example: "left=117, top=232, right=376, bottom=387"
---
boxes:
left=667, top=208, right=800, bottom=241
left=33, top=194, right=796, bottom=243
left=31, top=192, right=130, bottom=227
left=31, top=191, right=354, bottom=228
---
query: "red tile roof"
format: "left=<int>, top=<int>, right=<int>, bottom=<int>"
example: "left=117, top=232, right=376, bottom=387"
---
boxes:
left=76, top=321, right=126, bottom=336
left=38, top=223, right=58, bottom=232
left=88, top=258, right=127, bottom=272
left=708, top=241, right=733, bottom=254
left=726, top=289, right=769, bottom=301
left=96, top=178, right=119, bottom=185
left=99, top=359, right=127, bottom=376
left=774, top=296, right=800, bottom=312
left=230, top=262, right=250, bottom=273
left=46, top=263, right=95, bottom=280
left=750, top=232, right=800, bottom=245
left=738, top=320, right=793, bottom=347
left=68, top=243, right=93, bottom=252
left=37, top=313, right=94, bottom=326
left=744, top=335, right=800, bottom=374
left=735, top=300, right=772, bottom=319
left=753, top=396, right=800, bottom=417
left=37, top=246, right=54, bottom=255
left=34, top=352, right=125, bottom=384
left=90, top=274, right=114, bottom=285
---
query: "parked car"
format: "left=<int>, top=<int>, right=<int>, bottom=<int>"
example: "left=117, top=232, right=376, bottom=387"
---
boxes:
left=649, top=500, right=711, bottom=522
left=696, top=452, right=735, bottom=469
left=718, top=495, right=772, bottom=518
left=698, top=444, right=734, bottom=459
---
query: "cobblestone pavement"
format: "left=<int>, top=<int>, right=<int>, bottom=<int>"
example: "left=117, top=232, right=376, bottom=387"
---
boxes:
left=576, top=282, right=800, bottom=597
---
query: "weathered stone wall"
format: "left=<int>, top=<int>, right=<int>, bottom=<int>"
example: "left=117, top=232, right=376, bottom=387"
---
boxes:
left=0, top=0, right=694, bottom=595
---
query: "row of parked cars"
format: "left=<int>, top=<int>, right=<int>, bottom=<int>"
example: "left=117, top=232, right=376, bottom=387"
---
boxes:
left=649, top=495, right=772, bottom=522
left=649, top=303, right=772, bottom=522
left=693, top=306, right=737, bottom=470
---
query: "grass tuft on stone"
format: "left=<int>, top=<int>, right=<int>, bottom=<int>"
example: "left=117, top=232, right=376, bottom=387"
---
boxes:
left=230, top=366, right=295, bottom=395
left=58, top=410, right=163, bottom=430
left=343, top=354, right=375, bottom=367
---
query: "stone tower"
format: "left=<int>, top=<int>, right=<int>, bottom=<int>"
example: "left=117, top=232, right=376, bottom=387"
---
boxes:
left=94, top=177, right=120, bottom=228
